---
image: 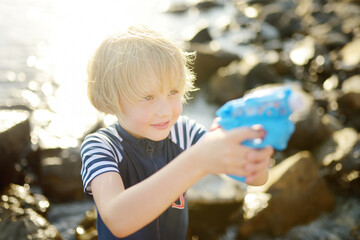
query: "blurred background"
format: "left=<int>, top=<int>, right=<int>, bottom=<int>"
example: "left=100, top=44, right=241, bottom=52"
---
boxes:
left=1, top=0, right=360, bottom=239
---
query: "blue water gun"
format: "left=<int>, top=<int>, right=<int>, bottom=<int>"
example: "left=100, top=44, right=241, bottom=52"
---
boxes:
left=216, top=86, right=301, bottom=182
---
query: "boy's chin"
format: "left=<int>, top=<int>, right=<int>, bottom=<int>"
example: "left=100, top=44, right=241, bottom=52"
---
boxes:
left=147, top=131, right=171, bottom=141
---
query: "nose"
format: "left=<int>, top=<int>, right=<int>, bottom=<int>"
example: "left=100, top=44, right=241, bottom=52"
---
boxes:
left=156, top=98, right=172, bottom=117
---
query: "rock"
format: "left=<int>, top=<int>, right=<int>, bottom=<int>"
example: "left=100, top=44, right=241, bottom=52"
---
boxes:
left=1, top=184, right=50, bottom=216
left=188, top=26, right=213, bottom=44
left=260, top=3, right=303, bottom=38
left=282, top=197, right=360, bottom=239
left=207, top=59, right=282, bottom=105
left=342, top=75, right=360, bottom=95
left=320, top=114, right=344, bottom=133
left=338, top=75, right=360, bottom=125
left=187, top=42, right=239, bottom=84
left=0, top=109, right=31, bottom=192
left=39, top=147, right=84, bottom=202
left=286, top=88, right=332, bottom=152
left=0, top=184, right=62, bottom=240
left=245, top=62, right=281, bottom=90
left=308, top=24, right=349, bottom=50
left=238, top=151, right=335, bottom=237
left=312, top=128, right=360, bottom=195
left=193, top=0, right=223, bottom=11
left=260, top=22, right=280, bottom=41
left=337, top=74, right=360, bottom=130
left=339, top=38, right=360, bottom=71
left=207, top=61, right=247, bottom=104
left=76, top=207, right=98, bottom=240
left=289, top=36, right=316, bottom=66
left=160, top=1, right=189, bottom=14
left=187, top=174, right=246, bottom=239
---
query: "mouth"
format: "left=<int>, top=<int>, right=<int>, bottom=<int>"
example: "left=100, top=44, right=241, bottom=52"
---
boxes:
left=150, top=121, right=170, bottom=130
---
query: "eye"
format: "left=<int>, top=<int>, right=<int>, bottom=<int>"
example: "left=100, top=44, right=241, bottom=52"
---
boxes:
left=169, top=90, right=179, bottom=96
left=144, top=95, right=153, bottom=101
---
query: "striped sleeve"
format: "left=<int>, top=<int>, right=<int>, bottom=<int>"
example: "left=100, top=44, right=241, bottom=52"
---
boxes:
left=170, top=116, right=207, bottom=150
left=80, top=126, right=124, bottom=195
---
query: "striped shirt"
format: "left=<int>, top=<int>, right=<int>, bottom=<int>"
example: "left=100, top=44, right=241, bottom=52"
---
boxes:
left=80, top=115, right=207, bottom=240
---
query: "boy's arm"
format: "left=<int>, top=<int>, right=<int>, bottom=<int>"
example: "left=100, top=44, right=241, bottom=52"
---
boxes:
left=91, top=146, right=204, bottom=238
left=91, top=126, right=272, bottom=238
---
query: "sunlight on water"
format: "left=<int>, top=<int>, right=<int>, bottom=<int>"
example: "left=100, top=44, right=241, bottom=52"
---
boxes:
left=0, top=110, right=29, bottom=132
left=45, top=0, right=171, bottom=144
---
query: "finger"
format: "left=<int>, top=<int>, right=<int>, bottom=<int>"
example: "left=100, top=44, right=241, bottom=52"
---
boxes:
left=209, top=117, right=221, bottom=131
left=246, top=147, right=274, bottom=162
left=226, top=126, right=266, bottom=143
left=226, top=165, right=250, bottom=177
left=244, top=157, right=271, bottom=173
left=246, top=167, right=269, bottom=183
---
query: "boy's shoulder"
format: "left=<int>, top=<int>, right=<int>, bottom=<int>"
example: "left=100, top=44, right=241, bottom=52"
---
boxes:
left=170, top=115, right=207, bottom=150
left=81, top=123, right=122, bottom=149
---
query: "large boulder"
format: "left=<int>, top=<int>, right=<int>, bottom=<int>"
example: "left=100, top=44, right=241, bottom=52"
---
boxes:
left=39, top=147, right=84, bottom=202
left=207, top=60, right=247, bottom=104
left=0, top=110, right=31, bottom=191
left=187, top=174, right=246, bottom=239
left=238, top=151, right=335, bottom=237
left=186, top=42, right=239, bottom=85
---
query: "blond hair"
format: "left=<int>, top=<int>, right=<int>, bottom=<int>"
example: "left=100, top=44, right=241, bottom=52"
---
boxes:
left=86, top=25, right=197, bottom=115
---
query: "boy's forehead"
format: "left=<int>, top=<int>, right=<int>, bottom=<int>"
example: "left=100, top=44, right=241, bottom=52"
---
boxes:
left=141, top=76, right=174, bottom=93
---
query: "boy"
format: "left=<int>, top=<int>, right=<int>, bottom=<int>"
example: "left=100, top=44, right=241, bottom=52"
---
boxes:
left=80, top=25, right=273, bottom=240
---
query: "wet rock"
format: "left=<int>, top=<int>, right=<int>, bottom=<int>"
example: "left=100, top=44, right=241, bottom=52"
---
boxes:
left=339, top=38, right=360, bottom=71
left=289, top=36, right=316, bottom=66
left=260, top=3, right=303, bottom=38
left=40, top=147, right=84, bottom=202
left=312, top=128, right=360, bottom=195
left=187, top=174, right=246, bottom=239
left=0, top=109, right=31, bottom=192
left=245, top=62, right=281, bottom=90
left=207, top=60, right=247, bottom=104
left=1, top=184, right=50, bottom=216
left=0, top=184, right=62, bottom=240
left=282, top=197, right=360, bottom=240
left=193, top=0, right=223, bottom=11
left=259, top=22, right=280, bottom=41
left=338, top=75, right=360, bottom=130
left=47, top=200, right=95, bottom=240
left=308, top=24, right=349, bottom=50
left=187, top=26, right=213, bottom=43
left=238, top=151, right=335, bottom=237
left=187, top=42, right=239, bottom=84
left=75, top=207, right=97, bottom=240
left=207, top=59, right=281, bottom=105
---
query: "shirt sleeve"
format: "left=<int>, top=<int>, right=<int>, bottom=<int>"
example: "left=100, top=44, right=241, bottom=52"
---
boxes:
left=170, top=116, right=207, bottom=150
left=80, top=132, right=122, bottom=195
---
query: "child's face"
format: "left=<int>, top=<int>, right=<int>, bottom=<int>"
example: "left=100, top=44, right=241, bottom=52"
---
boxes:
left=118, top=86, right=183, bottom=141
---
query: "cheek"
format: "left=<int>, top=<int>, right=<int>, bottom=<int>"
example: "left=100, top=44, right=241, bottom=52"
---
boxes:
left=173, top=98, right=183, bottom=117
left=123, top=105, right=152, bottom=127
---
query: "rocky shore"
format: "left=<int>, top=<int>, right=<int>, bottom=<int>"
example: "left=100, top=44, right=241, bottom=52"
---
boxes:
left=1, top=0, right=360, bottom=239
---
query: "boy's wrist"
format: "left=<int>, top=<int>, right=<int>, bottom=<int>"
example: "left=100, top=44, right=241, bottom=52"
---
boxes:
left=181, top=146, right=208, bottom=179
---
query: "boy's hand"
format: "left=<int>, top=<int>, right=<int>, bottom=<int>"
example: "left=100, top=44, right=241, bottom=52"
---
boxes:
left=198, top=118, right=273, bottom=185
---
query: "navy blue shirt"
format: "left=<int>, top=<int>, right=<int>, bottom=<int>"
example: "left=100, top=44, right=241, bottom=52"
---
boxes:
left=80, top=116, right=206, bottom=240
